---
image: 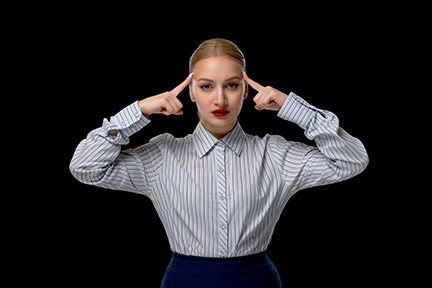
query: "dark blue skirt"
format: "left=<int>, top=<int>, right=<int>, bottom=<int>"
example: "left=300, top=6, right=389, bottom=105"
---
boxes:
left=160, top=250, right=282, bottom=288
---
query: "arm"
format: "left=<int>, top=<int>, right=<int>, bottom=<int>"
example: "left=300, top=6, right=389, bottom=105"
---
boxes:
left=244, top=73, right=369, bottom=191
left=273, top=92, right=369, bottom=190
left=69, top=74, right=193, bottom=194
left=69, top=101, right=158, bottom=194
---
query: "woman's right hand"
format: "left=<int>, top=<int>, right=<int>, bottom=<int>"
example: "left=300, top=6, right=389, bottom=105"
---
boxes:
left=139, top=73, right=194, bottom=116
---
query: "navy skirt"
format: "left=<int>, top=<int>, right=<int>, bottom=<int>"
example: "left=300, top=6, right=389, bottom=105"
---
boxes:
left=160, top=250, right=282, bottom=288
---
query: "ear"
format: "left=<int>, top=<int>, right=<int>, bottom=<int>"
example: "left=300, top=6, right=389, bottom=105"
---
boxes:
left=189, top=82, right=196, bottom=102
left=243, top=81, right=249, bottom=100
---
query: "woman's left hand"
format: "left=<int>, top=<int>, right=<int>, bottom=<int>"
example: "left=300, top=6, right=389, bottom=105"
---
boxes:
left=243, top=73, right=289, bottom=111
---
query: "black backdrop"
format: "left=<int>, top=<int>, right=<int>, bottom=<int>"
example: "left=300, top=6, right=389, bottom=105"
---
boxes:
left=31, top=9, right=390, bottom=287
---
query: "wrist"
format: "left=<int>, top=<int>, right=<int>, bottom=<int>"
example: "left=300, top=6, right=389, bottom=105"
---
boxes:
left=139, top=99, right=151, bottom=116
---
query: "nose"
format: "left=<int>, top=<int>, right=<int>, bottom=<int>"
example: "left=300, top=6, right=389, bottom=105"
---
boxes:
left=215, top=87, right=227, bottom=108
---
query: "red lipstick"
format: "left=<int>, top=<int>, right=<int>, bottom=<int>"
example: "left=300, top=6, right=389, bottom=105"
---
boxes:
left=212, top=109, right=230, bottom=117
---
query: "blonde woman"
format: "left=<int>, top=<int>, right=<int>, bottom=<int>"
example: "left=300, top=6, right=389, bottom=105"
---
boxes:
left=70, top=38, right=369, bottom=287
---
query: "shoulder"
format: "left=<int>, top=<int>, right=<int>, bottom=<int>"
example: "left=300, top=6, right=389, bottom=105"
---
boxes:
left=243, top=132, right=292, bottom=147
left=150, top=133, right=193, bottom=152
left=244, top=132, right=310, bottom=154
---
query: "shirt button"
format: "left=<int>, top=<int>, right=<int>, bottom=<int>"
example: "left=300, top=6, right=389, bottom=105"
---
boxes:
left=221, top=224, right=226, bottom=229
left=218, top=167, right=224, bottom=172
left=121, top=121, right=126, bottom=127
left=135, top=112, right=140, bottom=118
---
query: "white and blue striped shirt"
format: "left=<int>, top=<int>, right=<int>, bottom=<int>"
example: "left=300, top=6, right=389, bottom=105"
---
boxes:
left=70, top=92, right=368, bottom=258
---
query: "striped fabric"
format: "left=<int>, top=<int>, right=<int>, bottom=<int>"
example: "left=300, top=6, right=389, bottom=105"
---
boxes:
left=70, top=92, right=369, bottom=258
left=215, top=142, right=228, bottom=257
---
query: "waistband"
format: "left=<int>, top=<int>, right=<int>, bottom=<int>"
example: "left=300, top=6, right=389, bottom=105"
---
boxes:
left=171, top=250, right=270, bottom=269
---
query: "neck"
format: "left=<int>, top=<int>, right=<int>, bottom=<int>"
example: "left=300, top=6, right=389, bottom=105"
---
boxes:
left=201, top=119, right=237, bottom=140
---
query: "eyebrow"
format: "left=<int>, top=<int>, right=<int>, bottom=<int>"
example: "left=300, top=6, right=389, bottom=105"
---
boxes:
left=196, top=76, right=242, bottom=82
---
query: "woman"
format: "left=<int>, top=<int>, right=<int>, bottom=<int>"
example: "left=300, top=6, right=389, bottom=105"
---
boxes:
left=70, top=38, right=368, bottom=287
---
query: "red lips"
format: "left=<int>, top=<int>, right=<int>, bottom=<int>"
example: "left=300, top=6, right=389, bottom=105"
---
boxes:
left=212, top=109, right=230, bottom=117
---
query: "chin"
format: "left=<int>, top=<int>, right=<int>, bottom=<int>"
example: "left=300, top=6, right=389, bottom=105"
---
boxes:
left=206, top=115, right=237, bottom=126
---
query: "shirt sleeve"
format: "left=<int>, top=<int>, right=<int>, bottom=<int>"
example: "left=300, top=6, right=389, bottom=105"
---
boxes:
left=269, top=92, right=369, bottom=192
left=69, top=101, right=163, bottom=195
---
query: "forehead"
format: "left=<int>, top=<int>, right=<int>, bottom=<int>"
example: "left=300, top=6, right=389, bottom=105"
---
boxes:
left=193, top=56, right=243, bottom=81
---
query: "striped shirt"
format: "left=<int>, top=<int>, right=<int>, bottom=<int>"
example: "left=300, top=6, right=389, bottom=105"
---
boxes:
left=70, top=92, right=369, bottom=258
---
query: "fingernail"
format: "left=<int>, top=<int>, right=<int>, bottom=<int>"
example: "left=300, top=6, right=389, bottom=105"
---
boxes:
left=242, top=71, right=246, bottom=74
left=188, top=72, right=194, bottom=77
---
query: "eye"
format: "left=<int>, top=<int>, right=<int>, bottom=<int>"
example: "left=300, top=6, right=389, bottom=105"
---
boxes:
left=200, top=84, right=212, bottom=91
left=226, top=83, right=239, bottom=89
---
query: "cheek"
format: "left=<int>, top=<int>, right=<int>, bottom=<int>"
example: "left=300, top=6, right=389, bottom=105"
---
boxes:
left=194, top=93, right=210, bottom=110
left=230, top=90, right=245, bottom=108
left=234, top=98, right=244, bottom=113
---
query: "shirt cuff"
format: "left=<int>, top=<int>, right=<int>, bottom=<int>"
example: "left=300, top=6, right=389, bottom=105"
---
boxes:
left=110, top=101, right=151, bottom=138
left=277, top=92, right=317, bottom=131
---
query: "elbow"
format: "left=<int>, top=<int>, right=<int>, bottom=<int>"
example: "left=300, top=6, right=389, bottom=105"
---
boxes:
left=363, top=154, right=370, bottom=171
left=359, top=149, right=370, bottom=173
left=352, top=152, right=369, bottom=177
left=335, top=152, right=369, bottom=181
left=69, top=157, right=107, bottom=186
left=69, top=158, right=95, bottom=185
left=69, top=159, right=85, bottom=184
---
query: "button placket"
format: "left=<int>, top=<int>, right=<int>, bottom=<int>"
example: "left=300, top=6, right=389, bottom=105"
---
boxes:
left=215, top=142, right=228, bottom=257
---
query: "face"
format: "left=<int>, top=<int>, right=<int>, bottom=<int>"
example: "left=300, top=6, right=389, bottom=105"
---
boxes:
left=189, top=56, right=248, bottom=139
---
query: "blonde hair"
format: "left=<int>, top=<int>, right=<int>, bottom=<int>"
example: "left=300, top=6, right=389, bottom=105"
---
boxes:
left=189, top=38, right=246, bottom=73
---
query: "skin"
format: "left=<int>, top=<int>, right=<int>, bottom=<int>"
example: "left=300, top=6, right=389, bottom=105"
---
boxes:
left=188, top=56, right=248, bottom=139
left=109, top=56, right=290, bottom=139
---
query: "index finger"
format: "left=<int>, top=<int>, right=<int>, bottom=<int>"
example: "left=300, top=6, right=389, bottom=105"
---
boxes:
left=243, top=72, right=264, bottom=92
left=171, top=73, right=194, bottom=97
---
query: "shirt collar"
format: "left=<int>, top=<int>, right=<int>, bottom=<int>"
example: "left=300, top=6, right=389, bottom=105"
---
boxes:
left=193, top=121, right=246, bottom=158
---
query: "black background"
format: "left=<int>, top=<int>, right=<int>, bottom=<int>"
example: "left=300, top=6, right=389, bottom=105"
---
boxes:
left=12, top=4, right=417, bottom=287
